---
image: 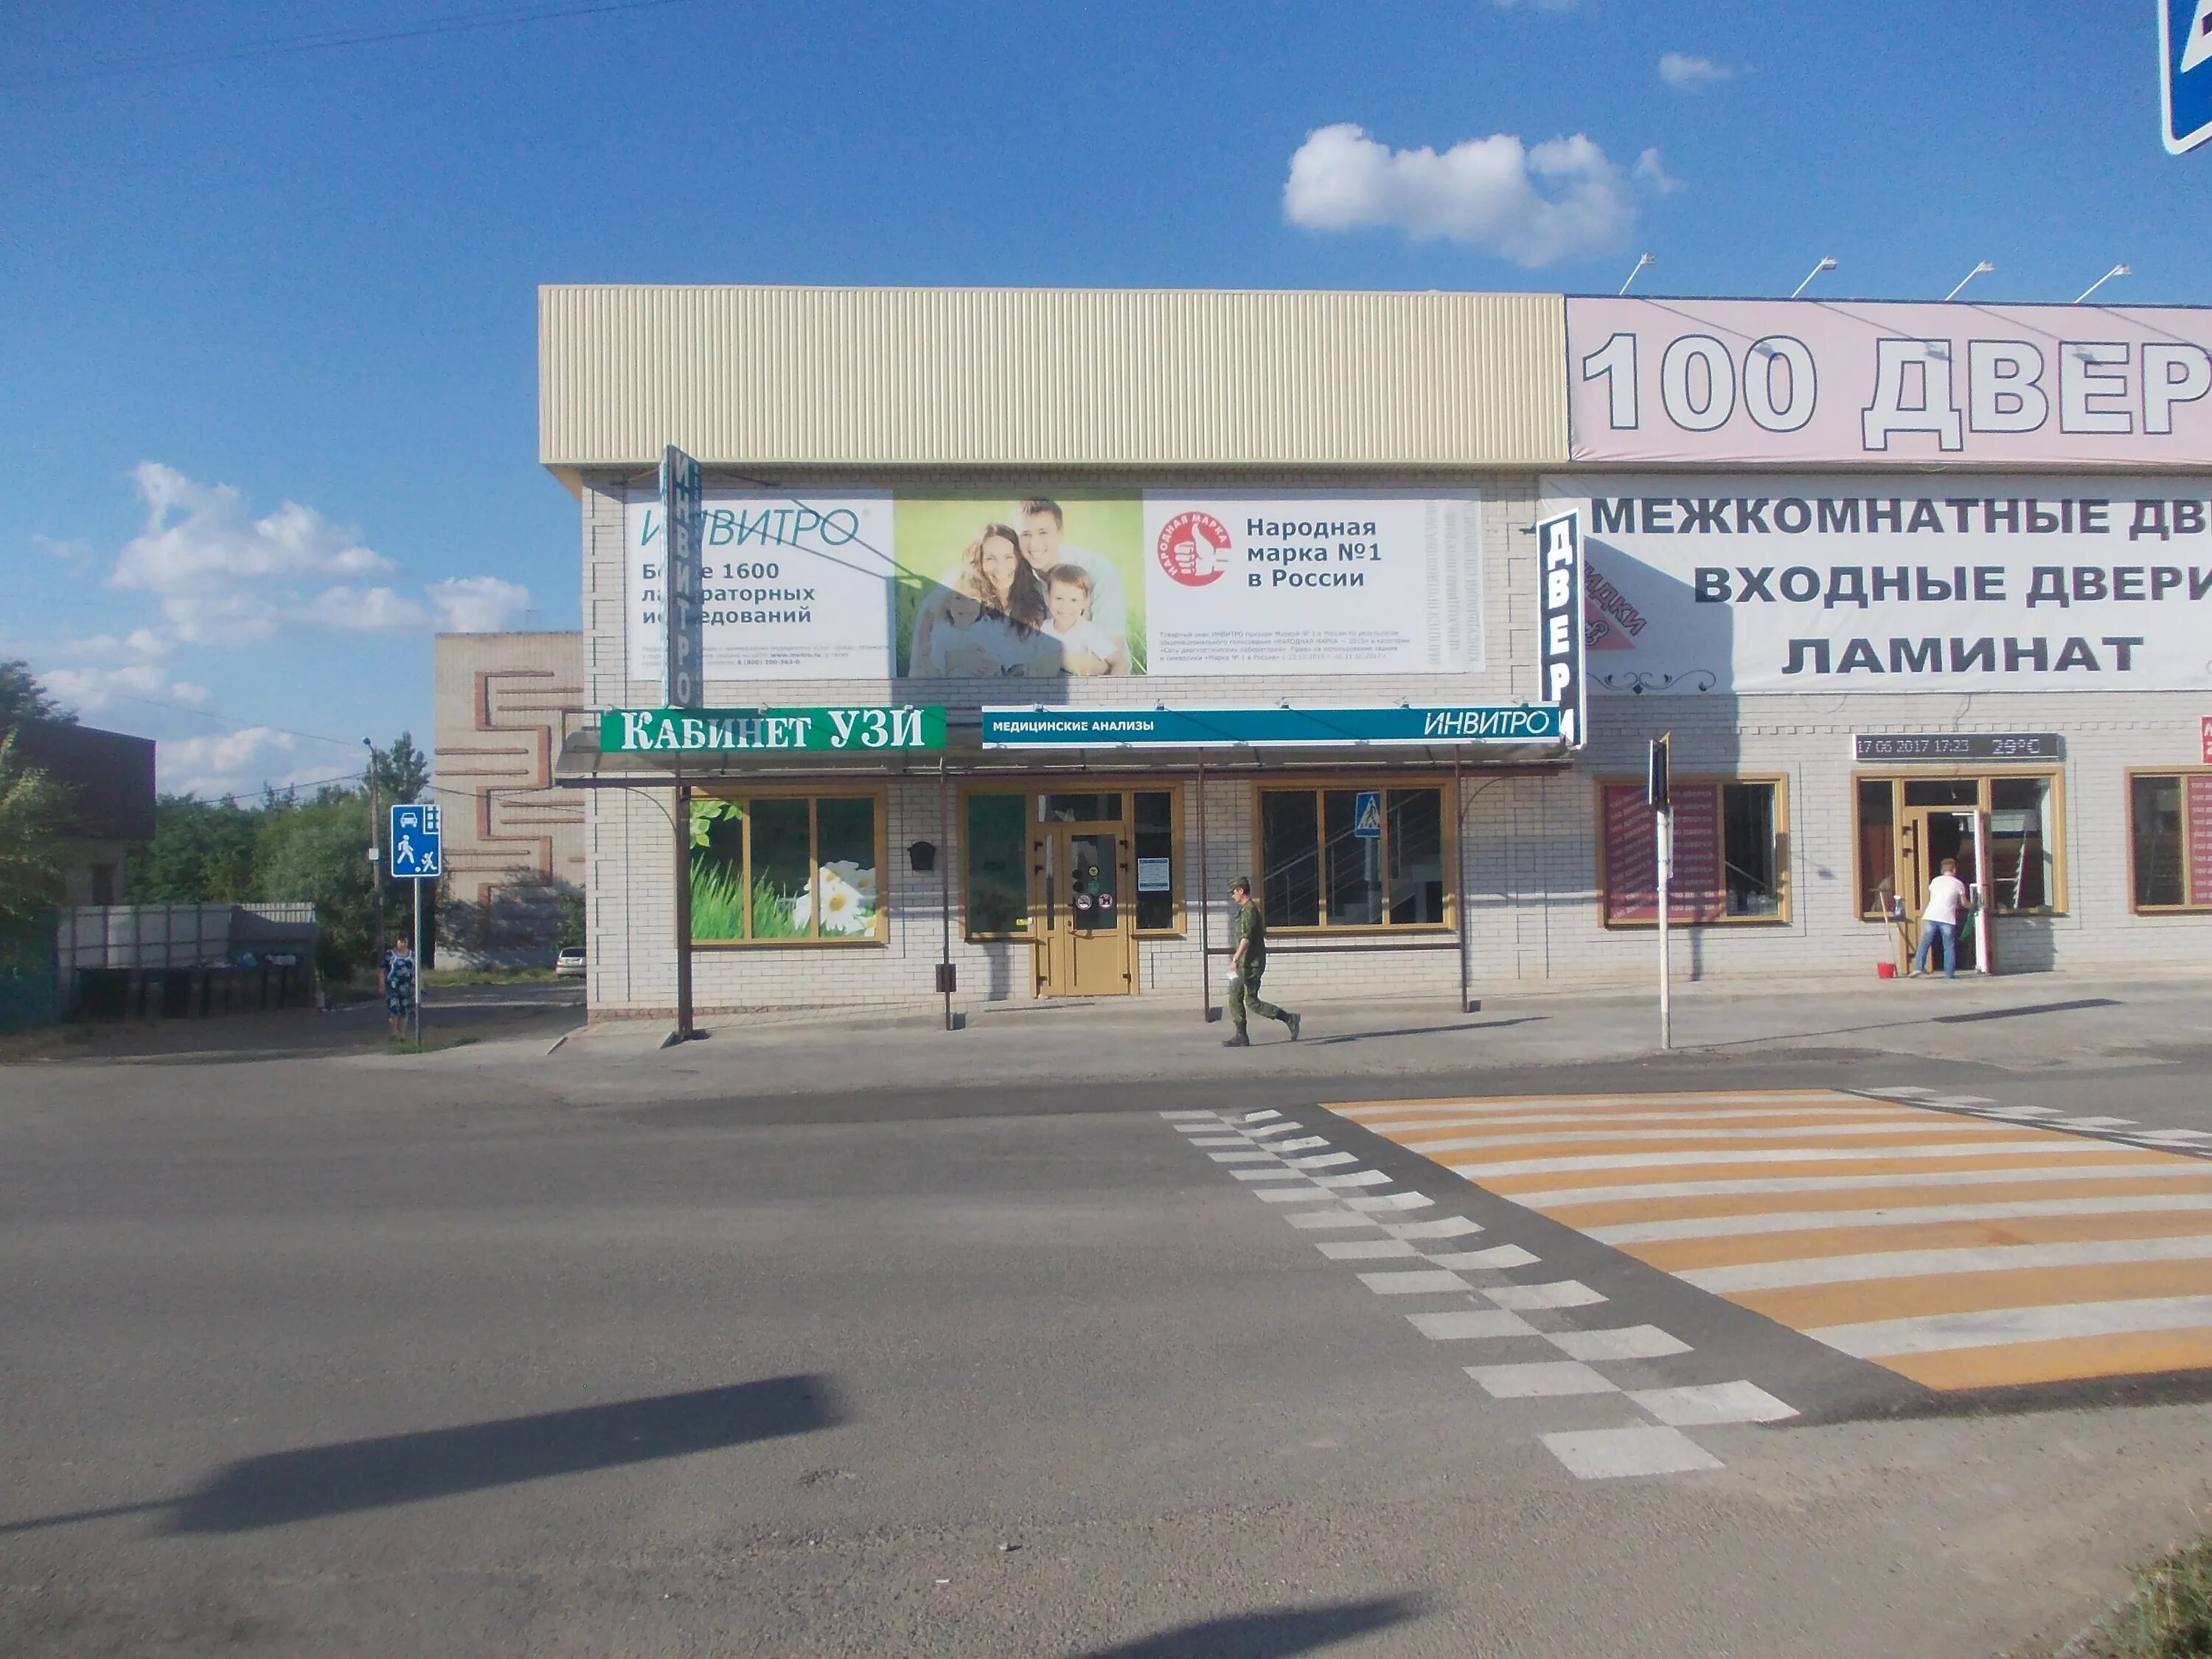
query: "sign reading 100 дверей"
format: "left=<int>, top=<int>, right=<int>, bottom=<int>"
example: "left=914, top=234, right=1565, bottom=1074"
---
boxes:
left=602, top=706, right=947, bottom=753
left=980, top=705, right=1564, bottom=748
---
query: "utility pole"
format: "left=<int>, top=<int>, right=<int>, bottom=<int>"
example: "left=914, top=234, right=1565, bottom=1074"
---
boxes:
left=1650, top=735, right=1673, bottom=1051
left=363, top=737, right=384, bottom=965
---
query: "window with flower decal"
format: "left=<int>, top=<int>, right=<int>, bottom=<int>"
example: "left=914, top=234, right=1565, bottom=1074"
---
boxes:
left=687, top=791, right=884, bottom=944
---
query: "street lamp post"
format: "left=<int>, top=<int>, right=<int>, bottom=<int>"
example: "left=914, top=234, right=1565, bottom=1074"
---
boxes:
left=1790, top=257, right=1839, bottom=300
left=1944, top=261, right=1994, bottom=302
left=2074, top=264, right=2132, bottom=304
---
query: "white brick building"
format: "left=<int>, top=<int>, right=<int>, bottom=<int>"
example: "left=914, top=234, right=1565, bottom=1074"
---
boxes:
left=543, top=286, right=2212, bottom=1021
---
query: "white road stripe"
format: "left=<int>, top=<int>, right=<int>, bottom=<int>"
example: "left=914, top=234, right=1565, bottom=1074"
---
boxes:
left=1588, top=1191, right=2212, bottom=1245
left=1272, top=1135, right=1331, bottom=1151
left=1686, top=1234, right=2212, bottom=1294
left=1343, top=1192, right=1434, bottom=1211
left=1404, top=1120, right=2017, bottom=1156
left=1867, top=1085, right=1936, bottom=1096
left=1541, top=1425, right=1722, bottom=1479
left=1318, top=1238, right=1420, bottom=1260
left=1429, top=1245, right=1541, bottom=1270
left=1242, top=1110, right=1283, bottom=1123
left=2053, top=1116, right=2139, bottom=1130
left=1208, top=1150, right=1279, bottom=1164
left=1230, top=1167, right=1308, bottom=1182
left=1255, top=1186, right=1335, bottom=1203
left=1408, top=1308, right=1538, bottom=1340
left=1314, top=1169, right=1393, bottom=1189
left=1485, top=1281, right=1606, bottom=1310
left=1189, top=1136, right=1252, bottom=1147
left=2134, top=1130, right=2212, bottom=1145
left=1450, top=1140, right=2129, bottom=1180
left=1286, top=1208, right=1381, bottom=1230
left=1338, top=1093, right=1839, bottom=1119
left=1358, top=1269, right=1470, bottom=1295
left=1809, top=1294, right=2212, bottom=1358
left=1520, top=1162, right=2212, bottom=1208
left=1629, top=1382, right=1798, bottom=1425
left=1468, top=1360, right=1618, bottom=1398
left=1547, top=1325, right=1691, bottom=1362
left=1245, top=1122, right=1305, bottom=1139
left=1380, top=1105, right=1934, bottom=1135
left=1287, top=1152, right=1360, bottom=1169
left=1384, top=1216, right=1484, bottom=1239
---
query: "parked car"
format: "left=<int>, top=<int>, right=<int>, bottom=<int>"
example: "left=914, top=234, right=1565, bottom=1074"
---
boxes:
left=554, top=947, right=586, bottom=978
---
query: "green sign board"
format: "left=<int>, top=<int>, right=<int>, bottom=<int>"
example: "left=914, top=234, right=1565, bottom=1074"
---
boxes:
left=601, top=706, right=947, bottom=754
left=979, top=704, right=1565, bottom=748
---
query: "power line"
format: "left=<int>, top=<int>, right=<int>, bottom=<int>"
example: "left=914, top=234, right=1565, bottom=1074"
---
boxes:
left=5, top=0, right=698, bottom=92
left=52, top=686, right=369, bottom=753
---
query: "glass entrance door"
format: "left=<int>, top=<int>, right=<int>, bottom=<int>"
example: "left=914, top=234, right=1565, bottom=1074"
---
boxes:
left=1899, top=805, right=1980, bottom=971
left=1032, top=823, right=1133, bottom=995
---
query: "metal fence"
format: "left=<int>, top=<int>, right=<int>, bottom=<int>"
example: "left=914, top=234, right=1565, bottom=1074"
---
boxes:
left=0, top=923, right=59, bottom=1034
left=55, top=905, right=319, bottom=1020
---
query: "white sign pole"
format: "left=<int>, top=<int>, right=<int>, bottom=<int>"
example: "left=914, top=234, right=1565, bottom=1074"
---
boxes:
left=1972, top=809, right=1994, bottom=975
left=1656, top=804, right=1674, bottom=1051
left=412, top=877, right=424, bottom=1048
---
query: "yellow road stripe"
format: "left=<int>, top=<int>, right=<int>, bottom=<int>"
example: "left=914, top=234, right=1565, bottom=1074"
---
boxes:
left=1879, top=1329, right=2212, bottom=1389
left=1543, top=1171, right=2212, bottom=1229
left=1736, top=1259, right=2212, bottom=1329
left=1632, top=1207, right=2212, bottom=1271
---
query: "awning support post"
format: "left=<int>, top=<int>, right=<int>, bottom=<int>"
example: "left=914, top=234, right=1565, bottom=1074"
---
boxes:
left=939, top=757, right=955, bottom=1030
left=1453, top=757, right=1470, bottom=1013
left=673, top=776, right=694, bottom=1042
left=1196, top=756, right=1211, bottom=1023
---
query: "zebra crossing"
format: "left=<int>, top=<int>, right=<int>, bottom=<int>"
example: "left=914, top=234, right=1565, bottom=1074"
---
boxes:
left=1338, top=1088, right=2212, bottom=1393
left=1164, top=1107, right=1795, bottom=1481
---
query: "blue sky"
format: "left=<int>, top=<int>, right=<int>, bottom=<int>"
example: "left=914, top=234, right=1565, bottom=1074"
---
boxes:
left=4, top=0, right=2207, bottom=798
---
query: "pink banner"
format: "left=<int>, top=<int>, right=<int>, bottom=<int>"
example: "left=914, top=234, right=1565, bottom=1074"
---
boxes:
left=1568, top=297, right=2212, bottom=467
left=1603, top=783, right=1724, bottom=924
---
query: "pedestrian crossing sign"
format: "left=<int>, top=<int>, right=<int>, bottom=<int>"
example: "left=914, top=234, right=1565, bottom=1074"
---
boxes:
left=389, top=804, right=442, bottom=878
left=2165, top=0, right=2212, bottom=153
left=1352, top=790, right=1382, bottom=838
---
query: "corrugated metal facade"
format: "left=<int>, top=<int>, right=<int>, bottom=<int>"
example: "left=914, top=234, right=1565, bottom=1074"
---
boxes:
left=539, top=285, right=1567, bottom=472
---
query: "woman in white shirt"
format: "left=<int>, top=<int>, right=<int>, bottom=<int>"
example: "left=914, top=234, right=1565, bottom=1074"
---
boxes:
left=1913, top=858, right=1970, bottom=979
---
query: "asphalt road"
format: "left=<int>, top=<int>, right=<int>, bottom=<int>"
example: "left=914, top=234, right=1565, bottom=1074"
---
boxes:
left=5, top=1022, right=2212, bottom=1657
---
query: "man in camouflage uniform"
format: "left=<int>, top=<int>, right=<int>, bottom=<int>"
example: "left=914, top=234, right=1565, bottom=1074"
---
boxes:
left=1223, top=876, right=1300, bottom=1047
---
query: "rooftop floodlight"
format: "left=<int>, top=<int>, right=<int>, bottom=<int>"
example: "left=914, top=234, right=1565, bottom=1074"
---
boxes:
left=2073, top=264, right=2131, bottom=304
left=1944, top=260, right=1995, bottom=301
left=1789, top=256, right=1839, bottom=300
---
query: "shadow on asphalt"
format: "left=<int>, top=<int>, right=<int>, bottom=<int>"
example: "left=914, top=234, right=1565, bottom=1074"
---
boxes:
left=1307, top=1016, right=1547, bottom=1047
left=1065, top=1593, right=1430, bottom=1658
left=0, top=1375, right=842, bottom=1537
left=1932, top=997, right=2123, bottom=1025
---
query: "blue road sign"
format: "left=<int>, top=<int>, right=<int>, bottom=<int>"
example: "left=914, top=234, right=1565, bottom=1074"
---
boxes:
left=389, top=804, right=442, bottom=878
left=2164, top=0, right=2212, bottom=154
left=1352, top=790, right=1382, bottom=839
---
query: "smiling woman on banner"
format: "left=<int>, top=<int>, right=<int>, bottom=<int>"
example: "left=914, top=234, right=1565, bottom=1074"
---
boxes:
left=908, top=522, right=1065, bottom=677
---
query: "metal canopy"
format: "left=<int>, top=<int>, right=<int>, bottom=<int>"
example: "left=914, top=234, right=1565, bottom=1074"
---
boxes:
left=553, top=728, right=1570, bottom=788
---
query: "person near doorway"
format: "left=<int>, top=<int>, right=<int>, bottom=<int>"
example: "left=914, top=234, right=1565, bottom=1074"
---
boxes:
left=1913, top=859, right=1969, bottom=979
left=384, top=934, right=417, bottom=1037
left=1223, top=877, right=1300, bottom=1047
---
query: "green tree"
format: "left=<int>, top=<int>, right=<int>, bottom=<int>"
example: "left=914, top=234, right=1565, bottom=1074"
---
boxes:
left=365, top=733, right=429, bottom=807
left=252, top=787, right=379, bottom=979
left=127, top=794, right=262, bottom=903
left=0, top=733, right=69, bottom=930
left=0, top=660, right=76, bottom=734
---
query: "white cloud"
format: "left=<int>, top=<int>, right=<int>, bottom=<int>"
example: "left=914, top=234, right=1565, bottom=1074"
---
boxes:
left=428, top=575, right=535, bottom=633
left=1284, top=123, right=1674, bottom=267
left=32, top=631, right=210, bottom=719
left=109, top=462, right=394, bottom=644
left=158, top=726, right=335, bottom=801
left=99, top=463, right=532, bottom=650
left=1633, top=147, right=1685, bottom=196
left=1658, top=52, right=1731, bottom=90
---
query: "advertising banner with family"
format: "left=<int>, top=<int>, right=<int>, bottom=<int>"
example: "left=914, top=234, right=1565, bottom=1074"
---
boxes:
left=626, top=484, right=1484, bottom=682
